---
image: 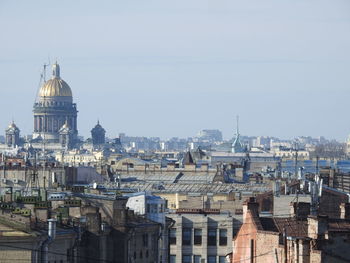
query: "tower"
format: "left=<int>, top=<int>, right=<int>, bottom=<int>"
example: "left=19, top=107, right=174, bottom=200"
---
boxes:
left=91, top=121, right=106, bottom=148
left=59, top=120, right=74, bottom=149
left=231, top=116, right=244, bottom=153
left=5, top=121, right=20, bottom=147
left=33, top=62, right=78, bottom=145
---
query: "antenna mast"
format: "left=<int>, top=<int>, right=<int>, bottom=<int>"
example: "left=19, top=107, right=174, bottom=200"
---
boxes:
left=43, top=63, right=47, bottom=82
left=34, top=63, right=49, bottom=102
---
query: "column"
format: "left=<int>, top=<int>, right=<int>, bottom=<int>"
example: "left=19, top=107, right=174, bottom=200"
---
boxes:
left=34, top=116, right=37, bottom=132
left=74, top=116, right=77, bottom=133
left=39, top=117, right=43, bottom=132
left=51, top=116, right=54, bottom=132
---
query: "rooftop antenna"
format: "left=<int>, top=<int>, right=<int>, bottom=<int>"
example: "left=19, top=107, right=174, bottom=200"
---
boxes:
left=24, top=152, right=40, bottom=196
left=236, top=115, right=240, bottom=137
left=310, top=173, right=323, bottom=215
left=43, top=63, right=48, bottom=82
left=34, top=64, right=47, bottom=102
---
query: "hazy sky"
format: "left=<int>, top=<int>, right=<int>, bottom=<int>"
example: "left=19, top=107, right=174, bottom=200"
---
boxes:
left=0, top=0, right=350, bottom=141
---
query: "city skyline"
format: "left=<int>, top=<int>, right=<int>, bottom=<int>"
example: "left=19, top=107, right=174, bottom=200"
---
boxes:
left=1, top=0, right=349, bottom=140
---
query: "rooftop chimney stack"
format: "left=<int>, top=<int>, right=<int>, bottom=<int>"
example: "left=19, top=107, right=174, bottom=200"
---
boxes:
left=243, top=197, right=259, bottom=223
left=290, top=202, right=310, bottom=220
left=340, top=203, right=350, bottom=219
left=48, top=219, right=57, bottom=240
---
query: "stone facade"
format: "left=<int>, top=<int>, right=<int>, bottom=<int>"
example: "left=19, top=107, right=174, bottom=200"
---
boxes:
left=167, top=212, right=233, bottom=263
left=232, top=197, right=350, bottom=263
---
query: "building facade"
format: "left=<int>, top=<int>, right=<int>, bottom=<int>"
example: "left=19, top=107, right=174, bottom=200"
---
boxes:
left=232, top=197, right=350, bottom=263
left=5, top=122, right=20, bottom=147
left=91, top=121, right=106, bottom=148
left=126, top=192, right=168, bottom=263
left=166, top=211, right=233, bottom=263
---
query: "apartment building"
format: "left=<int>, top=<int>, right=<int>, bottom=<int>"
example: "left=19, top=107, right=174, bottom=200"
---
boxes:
left=166, top=210, right=232, bottom=263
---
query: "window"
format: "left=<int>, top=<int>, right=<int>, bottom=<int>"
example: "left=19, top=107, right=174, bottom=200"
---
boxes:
left=194, top=229, right=202, bottom=245
left=208, top=256, right=216, bottom=263
left=208, top=228, right=217, bottom=246
left=152, top=234, right=157, bottom=246
left=182, top=228, right=191, bottom=245
left=147, top=204, right=150, bottom=213
left=183, top=255, right=191, bottom=263
left=170, top=255, right=176, bottom=263
left=194, top=255, right=201, bottom=263
left=142, top=233, right=148, bottom=247
left=219, top=229, right=227, bottom=246
left=219, top=256, right=226, bottom=263
left=151, top=204, right=157, bottom=213
left=170, top=228, right=176, bottom=245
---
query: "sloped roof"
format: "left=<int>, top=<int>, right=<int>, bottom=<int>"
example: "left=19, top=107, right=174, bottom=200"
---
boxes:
left=259, top=217, right=279, bottom=232
left=184, top=151, right=194, bottom=165
left=258, top=217, right=308, bottom=238
left=273, top=217, right=308, bottom=237
left=328, top=218, right=350, bottom=232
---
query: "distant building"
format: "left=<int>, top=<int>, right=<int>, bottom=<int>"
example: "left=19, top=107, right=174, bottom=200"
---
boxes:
left=198, top=129, right=223, bottom=142
left=253, top=136, right=271, bottom=149
left=271, top=147, right=310, bottom=159
left=32, top=62, right=78, bottom=146
left=91, top=120, right=106, bottom=148
left=231, top=117, right=244, bottom=153
left=346, top=135, right=350, bottom=157
left=5, top=121, right=20, bottom=147
left=58, top=120, right=74, bottom=149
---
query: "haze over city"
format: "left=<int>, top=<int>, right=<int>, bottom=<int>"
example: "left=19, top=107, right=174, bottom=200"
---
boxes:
left=1, top=0, right=350, bottom=140
left=2, top=1, right=350, bottom=263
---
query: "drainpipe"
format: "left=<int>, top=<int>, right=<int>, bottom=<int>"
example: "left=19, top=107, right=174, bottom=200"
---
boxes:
left=127, top=228, right=135, bottom=263
left=41, top=219, right=56, bottom=263
left=167, top=218, right=175, bottom=263
left=71, top=222, right=83, bottom=263
left=34, top=237, right=45, bottom=263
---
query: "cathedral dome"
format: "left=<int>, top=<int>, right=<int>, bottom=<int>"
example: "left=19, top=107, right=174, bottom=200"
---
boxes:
left=6, top=121, right=20, bottom=132
left=39, top=63, right=72, bottom=97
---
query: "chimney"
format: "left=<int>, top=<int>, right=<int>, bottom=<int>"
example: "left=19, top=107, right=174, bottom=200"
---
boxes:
left=200, top=163, right=209, bottom=171
left=47, top=219, right=57, bottom=240
left=290, top=202, right=310, bottom=220
left=273, top=180, right=280, bottom=197
left=307, top=215, right=328, bottom=240
left=340, top=203, right=350, bottom=219
left=243, top=197, right=259, bottom=223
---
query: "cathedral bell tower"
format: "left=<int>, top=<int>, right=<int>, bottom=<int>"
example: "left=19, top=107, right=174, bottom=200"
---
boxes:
left=5, top=122, right=20, bottom=147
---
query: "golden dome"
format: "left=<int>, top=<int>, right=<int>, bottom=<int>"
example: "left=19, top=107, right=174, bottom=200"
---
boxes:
left=39, top=78, right=72, bottom=97
left=39, top=63, right=73, bottom=97
left=7, top=121, right=19, bottom=131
